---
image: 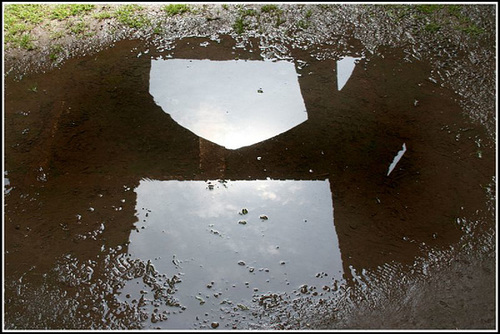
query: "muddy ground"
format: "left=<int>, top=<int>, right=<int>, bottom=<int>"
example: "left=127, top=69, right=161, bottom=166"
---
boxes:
left=3, top=3, right=497, bottom=330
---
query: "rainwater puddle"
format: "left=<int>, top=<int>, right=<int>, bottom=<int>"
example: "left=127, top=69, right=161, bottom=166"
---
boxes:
left=125, top=178, right=342, bottom=328
left=3, top=35, right=495, bottom=329
left=387, top=143, right=407, bottom=176
left=150, top=59, right=308, bottom=149
left=337, top=56, right=361, bottom=91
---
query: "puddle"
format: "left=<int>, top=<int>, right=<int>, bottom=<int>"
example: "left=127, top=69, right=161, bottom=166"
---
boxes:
left=387, top=143, right=407, bottom=176
left=125, top=178, right=342, bottom=328
left=4, top=171, right=13, bottom=195
left=3, top=34, right=495, bottom=329
left=336, top=56, right=361, bottom=91
left=150, top=59, right=308, bottom=149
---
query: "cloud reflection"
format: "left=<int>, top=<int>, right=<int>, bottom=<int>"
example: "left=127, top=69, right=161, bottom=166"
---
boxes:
left=128, top=179, right=343, bottom=319
left=149, top=59, right=308, bottom=149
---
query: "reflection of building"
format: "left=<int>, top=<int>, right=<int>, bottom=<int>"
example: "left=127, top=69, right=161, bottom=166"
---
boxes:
left=5, top=36, right=488, bottom=306
left=126, top=179, right=342, bottom=327
left=133, top=53, right=364, bottom=317
left=149, top=56, right=360, bottom=150
left=149, top=58, right=308, bottom=150
left=136, top=38, right=481, bottom=279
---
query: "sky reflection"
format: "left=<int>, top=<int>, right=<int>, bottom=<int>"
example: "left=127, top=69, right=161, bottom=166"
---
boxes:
left=149, top=59, right=308, bottom=149
left=127, top=179, right=343, bottom=324
left=337, top=56, right=361, bottom=91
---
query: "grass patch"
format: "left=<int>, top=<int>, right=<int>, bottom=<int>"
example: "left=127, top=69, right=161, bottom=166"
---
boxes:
left=3, top=4, right=48, bottom=25
left=50, top=4, right=95, bottom=20
left=113, top=4, right=149, bottom=29
left=410, top=4, right=485, bottom=38
left=232, top=6, right=258, bottom=34
left=297, top=19, right=310, bottom=30
left=239, top=8, right=257, bottom=17
left=93, top=10, right=113, bottom=20
left=49, top=44, right=64, bottom=61
left=19, top=33, right=36, bottom=50
left=233, top=16, right=247, bottom=34
left=460, top=24, right=485, bottom=36
left=4, top=4, right=98, bottom=49
left=153, top=24, right=164, bottom=35
left=415, top=4, right=443, bottom=14
left=49, top=30, right=66, bottom=39
left=259, top=4, right=285, bottom=28
left=261, top=4, right=279, bottom=13
left=445, top=5, right=462, bottom=17
left=443, top=5, right=486, bottom=36
left=67, top=20, right=89, bottom=35
left=424, top=23, right=441, bottom=33
left=162, top=4, right=191, bottom=16
left=275, top=12, right=286, bottom=27
left=3, top=4, right=47, bottom=47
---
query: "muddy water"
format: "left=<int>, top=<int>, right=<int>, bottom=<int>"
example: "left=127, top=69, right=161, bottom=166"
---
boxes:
left=3, top=36, right=495, bottom=329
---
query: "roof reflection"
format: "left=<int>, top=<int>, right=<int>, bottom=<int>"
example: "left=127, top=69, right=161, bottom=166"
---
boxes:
left=149, top=59, right=308, bottom=149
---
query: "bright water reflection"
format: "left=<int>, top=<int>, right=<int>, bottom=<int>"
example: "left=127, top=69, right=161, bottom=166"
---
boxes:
left=149, top=59, right=308, bottom=149
left=387, top=143, right=407, bottom=176
left=337, top=57, right=361, bottom=91
left=126, top=179, right=343, bottom=327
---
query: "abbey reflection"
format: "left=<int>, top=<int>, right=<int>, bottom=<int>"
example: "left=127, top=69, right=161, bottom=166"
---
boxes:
left=6, top=37, right=477, bottom=284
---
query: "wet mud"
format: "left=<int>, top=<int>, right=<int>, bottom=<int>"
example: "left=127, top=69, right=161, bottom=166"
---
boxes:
left=3, top=34, right=496, bottom=330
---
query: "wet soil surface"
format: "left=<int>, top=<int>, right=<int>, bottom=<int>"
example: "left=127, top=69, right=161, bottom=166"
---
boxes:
left=3, top=5, right=497, bottom=331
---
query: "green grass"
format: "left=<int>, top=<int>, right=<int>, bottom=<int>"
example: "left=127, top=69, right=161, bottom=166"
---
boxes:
left=443, top=5, right=486, bottom=36
left=49, top=44, right=64, bottom=61
left=153, top=24, right=164, bottom=35
left=50, top=4, right=95, bottom=20
left=261, top=4, right=279, bottom=13
left=113, top=4, right=150, bottom=29
left=460, top=24, right=485, bottom=36
left=232, top=6, right=258, bottom=34
left=259, top=4, right=285, bottom=28
left=445, top=5, right=462, bottom=17
left=424, top=23, right=441, bottom=33
left=4, top=4, right=47, bottom=25
left=275, top=12, right=286, bottom=27
left=415, top=4, right=443, bottom=14
left=297, top=8, right=313, bottom=29
left=162, top=4, right=191, bottom=16
left=297, top=19, right=310, bottom=30
left=233, top=16, right=247, bottom=34
left=239, top=8, right=257, bottom=17
left=67, top=20, right=89, bottom=35
left=19, top=34, right=36, bottom=50
left=93, top=10, right=113, bottom=20
left=4, top=4, right=47, bottom=48
left=407, top=4, right=486, bottom=37
left=4, top=4, right=97, bottom=49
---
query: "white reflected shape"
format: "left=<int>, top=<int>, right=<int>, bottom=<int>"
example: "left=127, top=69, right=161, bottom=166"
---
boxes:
left=387, top=143, right=407, bottom=176
left=126, top=179, right=343, bottom=327
left=337, top=56, right=361, bottom=91
left=4, top=173, right=12, bottom=195
left=150, top=59, right=308, bottom=150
